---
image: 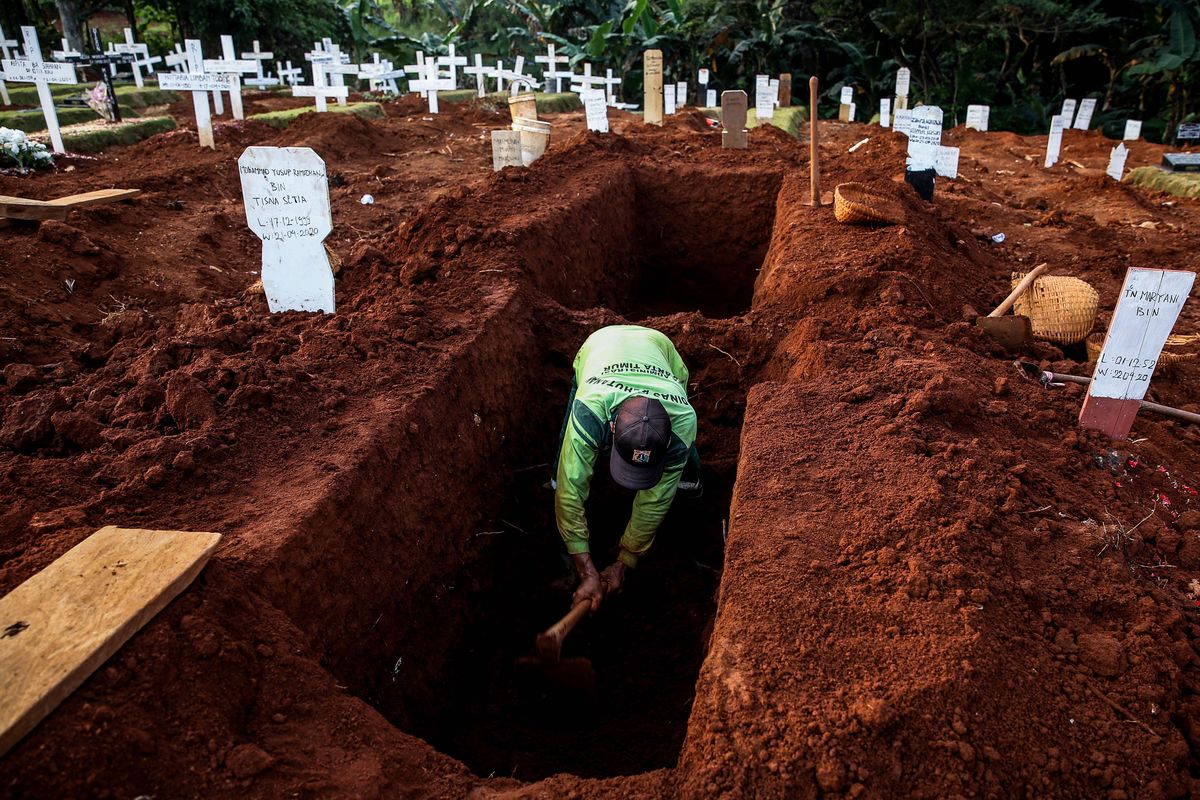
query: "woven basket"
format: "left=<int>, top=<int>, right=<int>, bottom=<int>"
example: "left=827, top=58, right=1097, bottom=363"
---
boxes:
left=1011, top=273, right=1099, bottom=345
left=833, top=183, right=904, bottom=225
left=1087, top=331, right=1197, bottom=366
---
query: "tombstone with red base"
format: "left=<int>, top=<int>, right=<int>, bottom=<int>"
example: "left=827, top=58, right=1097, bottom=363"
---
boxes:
left=1079, top=267, right=1195, bottom=439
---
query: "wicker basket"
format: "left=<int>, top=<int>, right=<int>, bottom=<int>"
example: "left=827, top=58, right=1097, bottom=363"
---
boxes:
left=1011, top=273, right=1099, bottom=345
left=1087, top=331, right=1198, bottom=367
left=833, top=183, right=904, bottom=225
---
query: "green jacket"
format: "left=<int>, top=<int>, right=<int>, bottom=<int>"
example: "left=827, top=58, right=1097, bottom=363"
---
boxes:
left=555, top=325, right=697, bottom=568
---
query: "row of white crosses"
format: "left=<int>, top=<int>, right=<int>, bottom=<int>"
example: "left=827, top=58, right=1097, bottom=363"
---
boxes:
left=109, top=27, right=160, bottom=88
left=0, top=24, right=17, bottom=105
left=0, top=26, right=78, bottom=153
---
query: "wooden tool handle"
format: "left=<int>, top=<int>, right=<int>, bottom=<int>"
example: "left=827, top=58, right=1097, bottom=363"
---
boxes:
left=536, top=600, right=591, bottom=660
left=988, top=263, right=1049, bottom=317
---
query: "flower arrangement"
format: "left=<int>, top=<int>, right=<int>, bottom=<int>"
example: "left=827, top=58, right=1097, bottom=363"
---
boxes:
left=0, top=127, right=54, bottom=171
left=85, top=82, right=115, bottom=122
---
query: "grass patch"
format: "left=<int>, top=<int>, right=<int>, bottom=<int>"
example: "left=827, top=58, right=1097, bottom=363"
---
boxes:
left=3, top=83, right=179, bottom=109
left=248, top=101, right=385, bottom=129
left=1127, top=166, right=1200, bottom=199
left=437, top=90, right=583, bottom=114
left=0, top=106, right=106, bottom=133
left=700, top=105, right=809, bottom=139
left=58, top=116, right=177, bottom=153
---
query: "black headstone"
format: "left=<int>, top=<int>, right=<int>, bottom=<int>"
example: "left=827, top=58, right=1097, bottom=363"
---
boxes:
left=1163, top=152, right=1200, bottom=173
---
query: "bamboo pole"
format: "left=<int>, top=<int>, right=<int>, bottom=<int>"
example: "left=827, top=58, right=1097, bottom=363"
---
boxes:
left=809, top=76, right=820, bottom=206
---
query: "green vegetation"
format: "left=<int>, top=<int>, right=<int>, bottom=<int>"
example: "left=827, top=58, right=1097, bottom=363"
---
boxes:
left=58, top=116, right=177, bottom=153
left=701, top=105, right=808, bottom=139
left=2, top=83, right=180, bottom=110
left=0, top=106, right=111, bottom=133
left=248, top=101, right=386, bottom=128
left=11, top=0, right=1198, bottom=139
left=1127, top=166, right=1200, bottom=199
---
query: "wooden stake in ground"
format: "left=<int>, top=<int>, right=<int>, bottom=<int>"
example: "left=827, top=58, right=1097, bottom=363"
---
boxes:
left=644, top=50, right=663, bottom=125
left=779, top=73, right=792, bottom=107
left=809, top=76, right=820, bottom=206
left=238, top=146, right=335, bottom=313
left=1, top=27, right=77, bottom=154
left=0, top=526, right=221, bottom=758
left=1079, top=268, right=1195, bottom=439
left=157, top=40, right=226, bottom=149
left=720, top=90, right=747, bottom=149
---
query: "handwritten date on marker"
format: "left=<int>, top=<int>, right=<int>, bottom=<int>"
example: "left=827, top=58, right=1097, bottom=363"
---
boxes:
left=237, top=146, right=335, bottom=314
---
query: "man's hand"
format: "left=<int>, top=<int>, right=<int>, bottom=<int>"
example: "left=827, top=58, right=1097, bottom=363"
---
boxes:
left=571, top=553, right=603, bottom=612
left=600, top=561, right=626, bottom=596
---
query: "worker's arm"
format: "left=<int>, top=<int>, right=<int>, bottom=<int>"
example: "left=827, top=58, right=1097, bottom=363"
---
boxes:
left=555, top=406, right=604, bottom=609
left=617, top=460, right=685, bottom=568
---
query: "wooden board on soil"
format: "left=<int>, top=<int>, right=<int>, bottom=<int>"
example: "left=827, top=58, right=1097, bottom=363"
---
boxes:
left=0, top=188, right=141, bottom=221
left=0, top=525, right=221, bottom=757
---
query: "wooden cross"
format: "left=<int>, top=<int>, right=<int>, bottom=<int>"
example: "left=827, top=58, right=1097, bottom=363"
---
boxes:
left=463, top=53, right=489, bottom=97
left=203, top=35, right=256, bottom=119
left=156, top=40, right=226, bottom=148
left=294, top=49, right=347, bottom=112
left=721, top=90, right=748, bottom=148
left=535, top=43, right=569, bottom=93
left=643, top=50, right=663, bottom=125
left=436, top=44, right=467, bottom=90
left=1, top=27, right=78, bottom=154
left=240, top=40, right=278, bottom=89
left=276, top=60, right=303, bottom=86
left=408, top=57, right=452, bottom=113
left=0, top=25, right=17, bottom=106
left=323, top=44, right=359, bottom=107
left=569, top=62, right=606, bottom=95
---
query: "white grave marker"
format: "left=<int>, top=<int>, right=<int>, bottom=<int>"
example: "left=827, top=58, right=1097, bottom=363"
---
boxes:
left=2, top=27, right=77, bottom=154
left=0, top=25, right=17, bottom=105
left=295, top=50, right=346, bottom=112
left=895, top=67, right=910, bottom=108
left=1060, top=98, right=1077, bottom=127
left=238, top=146, right=335, bottom=314
left=880, top=98, right=891, bottom=127
left=158, top=40, right=225, bottom=148
left=500, top=56, right=538, bottom=96
left=1106, top=142, right=1129, bottom=181
left=534, top=43, right=568, bottom=93
left=277, top=60, right=303, bottom=86
left=491, top=129, right=523, bottom=170
left=51, top=37, right=81, bottom=61
left=893, top=108, right=913, bottom=136
left=935, top=145, right=960, bottom=178
left=569, top=62, right=606, bottom=95
left=602, top=69, right=622, bottom=107
left=164, top=43, right=187, bottom=72
left=323, top=44, right=359, bottom=107
left=437, top=44, right=467, bottom=89
left=905, top=105, right=943, bottom=170
left=965, top=104, right=989, bottom=131
left=1044, top=114, right=1066, bottom=168
left=1080, top=268, right=1196, bottom=438
left=1123, top=120, right=1142, bottom=141
left=706, top=88, right=716, bottom=107
left=204, top=35, right=256, bottom=120
left=113, top=28, right=159, bottom=88
left=664, top=82, right=676, bottom=115
left=241, top=41, right=279, bottom=89
left=676, top=81, right=687, bottom=107
left=464, top=53, right=489, bottom=97
left=582, top=88, right=609, bottom=133
left=1073, top=98, right=1097, bottom=130
left=698, top=68, right=709, bottom=102
left=839, top=85, right=853, bottom=104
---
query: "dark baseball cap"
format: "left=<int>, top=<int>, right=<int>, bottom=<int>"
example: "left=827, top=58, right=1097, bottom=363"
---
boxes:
left=610, top=396, right=672, bottom=490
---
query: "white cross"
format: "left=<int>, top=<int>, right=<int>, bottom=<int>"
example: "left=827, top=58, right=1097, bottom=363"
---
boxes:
left=462, top=53, right=489, bottom=97
left=489, top=58, right=505, bottom=93
left=500, top=56, right=538, bottom=97
left=403, top=51, right=428, bottom=94
left=0, top=26, right=14, bottom=105
left=534, top=43, right=569, bottom=93
left=164, top=43, right=188, bottom=72
left=112, top=27, right=159, bottom=88
left=157, top=40, right=234, bottom=148
left=294, top=48, right=348, bottom=112
left=240, top=40, right=278, bottom=89
left=603, top=68, right=622, bottom=106
left=1, top=27, right=77, bottom=153
left=359, top=53, right=401, bottom=94
left=319, top=42, right=358, bottom=107
left=203, top=35, right=255, bottom=119
left=436, top=44, right=466, bottom=90
left=276, top=60, right=304, bottom=86
left=569, top=62, right=606, bottom=94
left=51, top=37, right=81, bottom=60
left=408, top=57, right=452, bottom=113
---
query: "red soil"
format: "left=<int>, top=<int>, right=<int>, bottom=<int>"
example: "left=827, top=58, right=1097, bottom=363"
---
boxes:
left=1, top=96, right=1200, bottom=799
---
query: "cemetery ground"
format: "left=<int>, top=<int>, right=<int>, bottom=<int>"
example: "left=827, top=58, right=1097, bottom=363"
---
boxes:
left=2, top=90, right=1200, bottom=799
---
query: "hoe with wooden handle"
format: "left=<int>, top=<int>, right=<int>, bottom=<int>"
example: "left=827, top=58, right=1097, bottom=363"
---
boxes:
left=976, top=262, right=1049, bottom=350
left=516, top=600, right=597, bottom=694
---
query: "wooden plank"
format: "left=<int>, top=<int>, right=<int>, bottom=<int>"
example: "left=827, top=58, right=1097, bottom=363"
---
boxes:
left=0, top=188, right=139, bottom=221
left=0, top=526, right=221, bottom=757
left=46, top=188, right=141, bottom=208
